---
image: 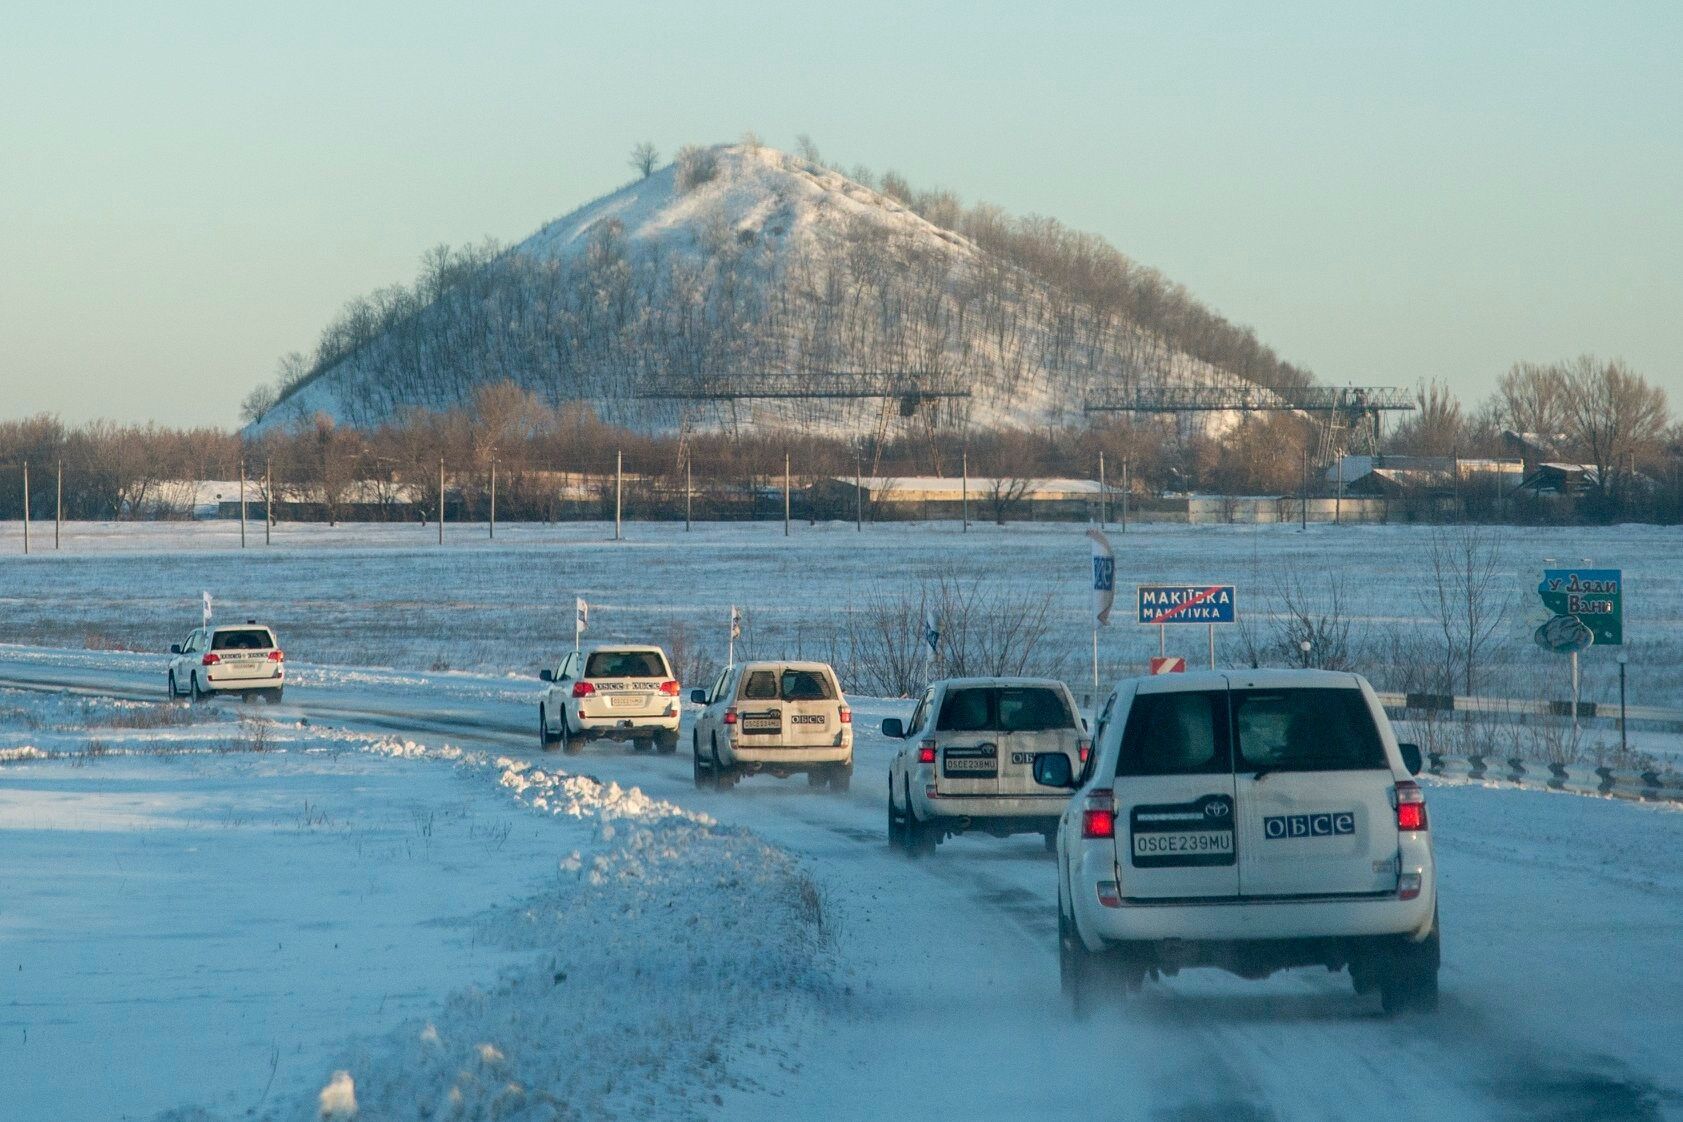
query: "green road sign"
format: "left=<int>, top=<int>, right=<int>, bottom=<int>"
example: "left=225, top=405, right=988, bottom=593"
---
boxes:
left=1538, top=568, right=1622, bottom=647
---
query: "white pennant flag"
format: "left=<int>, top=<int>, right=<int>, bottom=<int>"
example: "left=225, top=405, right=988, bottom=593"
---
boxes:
left=202, top=591, right=214, bottom=628
left=923, top=610, right=941, bottom=663
left=1087, top=529, right=1115, bottom=626
left=575, top=597, right=589, bottom=633
left=729, top=605, right=742, bottom=640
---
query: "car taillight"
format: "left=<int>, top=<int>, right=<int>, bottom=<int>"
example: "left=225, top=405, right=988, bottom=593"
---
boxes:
left=723, top=708, right=738, bottom=725
left=658, top=679, right=679, bottom=696
left=1394, top=780, right=1428, bottom=831
left=267, top=650, right=284, bottom=662
left=1077, top=738, right=1092, bottom=763
left=571, top=681, right=596, bottom=699
left=201, top=653, right=220, bottom=666
left=839, top=708, right=851, bottom=724
left=917, top=741, right=937, bottom=765
left=1081, top=792, right=1116, bottom=839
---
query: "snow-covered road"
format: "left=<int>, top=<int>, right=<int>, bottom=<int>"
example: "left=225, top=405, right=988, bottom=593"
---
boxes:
left=3, top=649, right=1681, bottom=1120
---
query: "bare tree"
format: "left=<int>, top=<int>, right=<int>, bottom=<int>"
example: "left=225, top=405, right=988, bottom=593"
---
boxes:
left=628, top=142, right=659, bottom=179
left=1272, top=570, right=1355, bottom=669
left=1558, top=355, right=1668, bottom=502
left=1389, top=380, right=1465, bottom=456
left=1419, top=524, right=1511, bottom=698
left=1493, top=361, right=1567, bottom=438
left=795, top=133, right=821, bottom=165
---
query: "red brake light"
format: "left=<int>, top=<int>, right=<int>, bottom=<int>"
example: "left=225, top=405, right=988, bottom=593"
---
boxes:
left=571, top=681, right=596, bottom=699
left=1081, top=792, right=1116, bottom=839
left=658, top=679, right=679, bottom=696
left=267, top=650, right=284, bottom=662
left=1395, top=780, right=1427, bottom=831
left=917, top=741, right=937, bottom=765
left=839, top=708, right=851, bottom=725
left=201, top=653, right=220, bottom=666
left=1078, top=738, right=1092, bottom=763
left=723, top=708, right=738, bottom=725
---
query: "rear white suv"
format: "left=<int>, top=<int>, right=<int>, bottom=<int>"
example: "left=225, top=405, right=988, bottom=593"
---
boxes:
left=1042, top=670, right=1438, bottom=1016
left=538, top=645, right=681, bottom=754
left=690, top=661, right=853, bottom=791
left=166, top=623, right=286, bottom=703
left=884, top=677, right=1089, bottom=855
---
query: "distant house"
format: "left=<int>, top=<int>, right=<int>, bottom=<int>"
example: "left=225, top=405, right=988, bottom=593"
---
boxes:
left=1501, top=430, right=1568, bottom=472
left=1515, top=463, right=1602, bottom=497
left=1327, top=455, right=1524, bottom=498
left=814, top=476, right=1107, bottom=521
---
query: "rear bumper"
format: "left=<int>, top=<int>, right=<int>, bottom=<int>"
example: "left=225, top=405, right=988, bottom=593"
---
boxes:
left=1076, top=881, right=1437, bottom=949
left=913, top=790, right=1068, bottom=822
left=573, top=710, right=680, bottom=737
left=724, top=744, right=852, bottom=768
left=203, top=670, right=284, bottom=691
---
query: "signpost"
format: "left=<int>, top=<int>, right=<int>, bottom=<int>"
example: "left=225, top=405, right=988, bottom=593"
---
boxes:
left=1136, top=584, right=1237, bottom=670
left=1535, top=567, right=1623, bottom=737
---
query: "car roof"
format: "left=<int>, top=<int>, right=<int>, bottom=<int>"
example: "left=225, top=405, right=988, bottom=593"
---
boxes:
left=209, top=623, right=273, bottom=632
left=932, top=676, right=1071, bottom=691
left=579, top=643, right=667, bottom=655
left=736, top=661, right=837, bottom=674
left=1129, top=668, right=1364, bottom=694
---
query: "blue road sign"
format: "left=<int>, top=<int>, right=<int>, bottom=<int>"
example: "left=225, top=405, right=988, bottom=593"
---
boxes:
left=1137, top=584, right=1238, bottom=626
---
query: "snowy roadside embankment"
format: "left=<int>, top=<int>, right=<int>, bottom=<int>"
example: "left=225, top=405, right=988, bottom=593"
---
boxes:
left=209, top=745, right=838, bottom=1121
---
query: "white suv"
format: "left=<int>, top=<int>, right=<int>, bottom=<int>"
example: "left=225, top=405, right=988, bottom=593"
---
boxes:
left=690, top=662, right=853, bottom=791
left=1042, top=670, right=1438, bottom=1016
left=884, top=677, right=1089, bottom=855
left=538, top=645, right=681, bottom=754
left=166, top=623, right=286, bottom=702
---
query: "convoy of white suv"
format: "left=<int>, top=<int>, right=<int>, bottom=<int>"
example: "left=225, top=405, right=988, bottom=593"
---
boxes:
left=164, top=608, right=1441, bottom=1018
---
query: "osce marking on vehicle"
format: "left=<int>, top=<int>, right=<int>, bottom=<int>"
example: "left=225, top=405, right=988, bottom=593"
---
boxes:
left=1263, top=812, right=1355, bottom=839
left=1136, top=584, right=1238, bottom=625
left=1010, top=751, right=1044, bottom=764
left=790, top=714, right=826, bottom=725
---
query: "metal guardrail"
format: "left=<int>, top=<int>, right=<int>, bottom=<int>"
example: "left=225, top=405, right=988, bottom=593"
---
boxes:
left=1375, top=690, right=1683, bottom=733
left=1425, top=752, right=1683, bottom=804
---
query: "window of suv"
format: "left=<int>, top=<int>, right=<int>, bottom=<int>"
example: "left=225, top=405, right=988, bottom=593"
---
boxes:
left=997, top=687, right=1073, bottom=732
left=584, top=651, right=667, bottom=678
left=211, top=629, right=274, bottom=651
left=1116, top=690, right=1231, bottom=776
left=937, top=688, right=993, bottom=731
left=741, top=671, right=779, bottom=700
left=780, top=669, right=836, bottom=701
left=1230, top=688, right=1385, bottom=772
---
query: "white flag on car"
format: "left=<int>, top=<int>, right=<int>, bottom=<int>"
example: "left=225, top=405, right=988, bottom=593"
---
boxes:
left=202, top=591, right=213, bottom=628
left=923, top=610, right=941, bottom=665
left=574, top=597, right=588, bottom=651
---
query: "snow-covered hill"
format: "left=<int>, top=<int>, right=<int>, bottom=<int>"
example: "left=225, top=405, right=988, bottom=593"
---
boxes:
left=256, top=144, right=1262, bottom=436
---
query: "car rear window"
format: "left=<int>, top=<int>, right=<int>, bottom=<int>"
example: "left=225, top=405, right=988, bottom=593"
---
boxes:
left=1116, top=690, right=1231, bottom=777
left=211, top=629, right=274, bottom=651
left=584, top=651, right=668, bottom=678
left=742, top=671, right=778, bottom=700
left=1230, top=688, right=1386, bottom=772
left=780, top=670, right=836, bottom=701
left=935, top=687, right=1074, bottom=732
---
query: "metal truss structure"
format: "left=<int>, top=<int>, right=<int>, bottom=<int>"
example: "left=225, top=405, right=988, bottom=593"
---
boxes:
left=1083, top=384, right=1415, bottom=462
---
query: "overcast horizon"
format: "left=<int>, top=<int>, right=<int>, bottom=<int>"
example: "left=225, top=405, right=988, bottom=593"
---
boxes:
left=4, top=1, right=1679, bottom=428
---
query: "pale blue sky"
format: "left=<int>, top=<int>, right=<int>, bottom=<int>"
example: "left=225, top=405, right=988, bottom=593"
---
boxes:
left=3, top=1, right=1679, bottom=427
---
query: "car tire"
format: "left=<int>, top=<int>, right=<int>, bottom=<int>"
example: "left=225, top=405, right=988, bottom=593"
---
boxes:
left=167, top=673, right=177, bottom=699
left=887, top=781, right=905, bottom=849
left=190, top=675, right=206, bottom=703
left=560, top=715, right=581, bottom=756
left=829, top=765, right=852, bottom=794
left=906, top=798, right=938, bottom=858
left=710, top=735, right=735, bottom=791
left=632, top=737, right=653, bottom=753
left=807, top=769, right=827, bottom=788
left=539, top=706, right=559, bottom=751
left=1059, top=895, right=1098, bottom=1018
left=267, top=689, right=284, bottom=705
left=1379, top=912, right=1441, bottom=1015
left=692, top=732, right=710, bottom=789
left=655, top=729, right=679, bottom=755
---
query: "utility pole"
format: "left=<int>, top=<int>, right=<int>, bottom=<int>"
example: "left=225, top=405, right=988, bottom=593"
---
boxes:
left=855, top=454, right=863, bottom=532
left=21, top=461, right=29, bottom=555
left=438, top=457, right=445, bottom=545
left=962, top=449, right=970, bottom=532
left=1335, top=454, right=1344, bottom=525
left=685, top=453, right=692, bottom=532
left=489, top=456, right=497, bottom=540
left=55, top=459, right=62, bottom=550
left=1121, top=457, right=1129, bottom=534
left=264, top=461, right=272, bottom=545
left=239, top=461, right=247, bottom=548
left=783, top=451, right=791, bottom=537
left=1098, top=451, right=1107, bottom=528
left=1300, top=448, right=1308, bottom=532
left=614, top=450, right=623, bottom=541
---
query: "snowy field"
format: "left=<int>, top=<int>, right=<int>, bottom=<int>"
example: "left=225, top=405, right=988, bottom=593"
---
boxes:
left=4, top=522, right=1683, bottom=1119
left=0, top=518, right=1677, bottom=715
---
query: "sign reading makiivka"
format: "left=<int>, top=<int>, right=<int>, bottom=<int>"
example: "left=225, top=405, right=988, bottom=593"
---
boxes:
left=1137, top=584, right=1237, bottom=626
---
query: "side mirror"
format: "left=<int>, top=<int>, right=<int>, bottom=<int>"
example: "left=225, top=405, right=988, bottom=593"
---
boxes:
left=1033, top=753, right=1076, bottom=789
left=1398, top=742, right=1423, bottom=777
left=881, top=717, right=905, bottom=739
left=169, top=644, right=182, bottom=655
left=689, top=688, right=708, bottom=705
left=539, top=668, right=554, bottom=682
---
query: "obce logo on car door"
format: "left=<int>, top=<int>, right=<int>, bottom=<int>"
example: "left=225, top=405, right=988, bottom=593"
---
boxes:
left=1264, top=812, right=1356, bottom=839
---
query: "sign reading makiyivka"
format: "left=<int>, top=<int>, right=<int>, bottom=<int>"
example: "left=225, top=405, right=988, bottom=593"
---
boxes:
left=1137, top=584, right=1237, bottom=625
left=1537, top=568, right=1622, bottom=648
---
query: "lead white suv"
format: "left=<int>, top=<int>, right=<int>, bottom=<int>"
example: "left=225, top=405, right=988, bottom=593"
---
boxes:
left=166, top=622, right=286, bottom=702
left=690, top=661, right=853, bottom=791
left=538, top=645, right=681, bottom=754
left=884, top=677, right=1089, bottom=855
left=1042, top=669, right=1438, bottom=1016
